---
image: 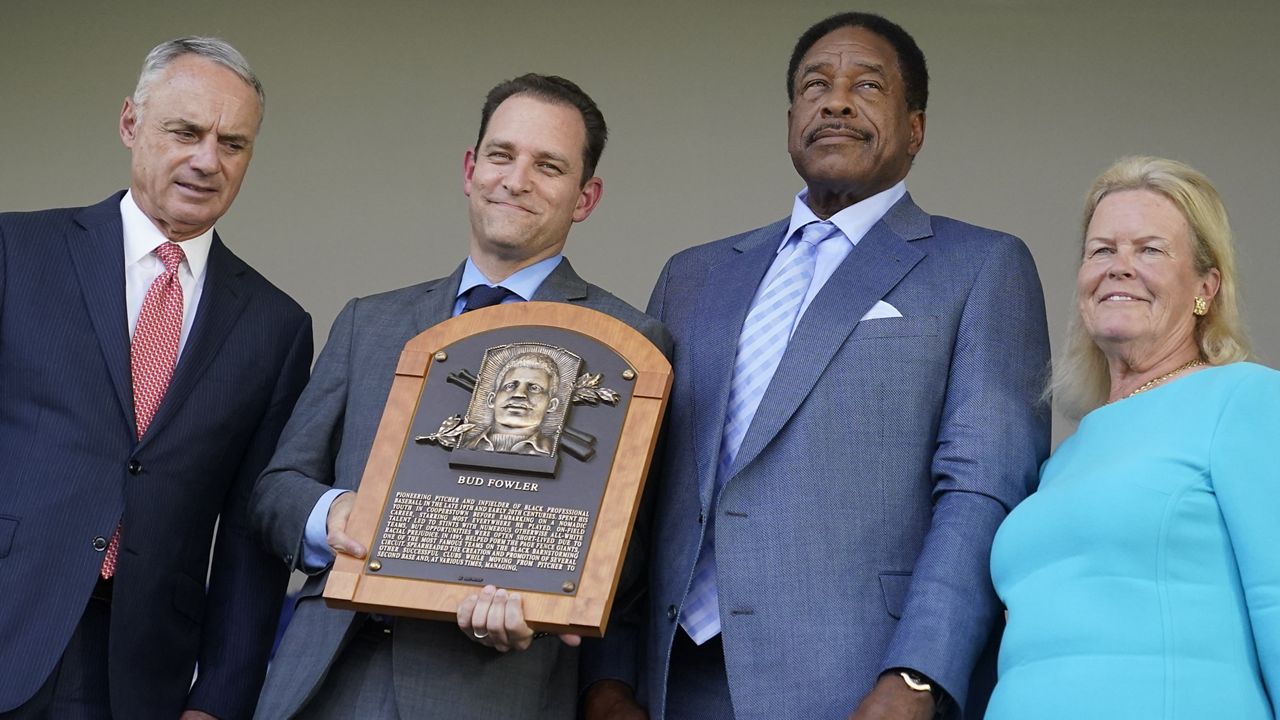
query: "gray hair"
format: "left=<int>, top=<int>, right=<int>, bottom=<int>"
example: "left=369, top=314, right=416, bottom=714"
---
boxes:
left=1050, top=155, right=1251, bottom=419
left=132, top=36, right=264, bottom=120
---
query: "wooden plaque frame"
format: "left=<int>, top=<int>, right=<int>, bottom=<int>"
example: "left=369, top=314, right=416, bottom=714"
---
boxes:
left=323, top=302, right=671, bottom=637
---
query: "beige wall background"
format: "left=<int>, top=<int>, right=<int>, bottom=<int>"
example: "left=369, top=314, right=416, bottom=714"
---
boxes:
left=4, top=0, right=1277, bottom=441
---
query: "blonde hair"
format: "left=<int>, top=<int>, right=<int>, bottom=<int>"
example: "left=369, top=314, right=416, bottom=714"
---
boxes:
left=1051, top=156, right=1251, bottom=419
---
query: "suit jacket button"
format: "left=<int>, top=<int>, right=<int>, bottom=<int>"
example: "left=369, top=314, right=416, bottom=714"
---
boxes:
left=128, top=459, right=142, bottom=475
left=284, top=553, right=294, bottom=565
left=667, top=604, right=678, bottom=621
left=92, top=536, right=108, bottom=551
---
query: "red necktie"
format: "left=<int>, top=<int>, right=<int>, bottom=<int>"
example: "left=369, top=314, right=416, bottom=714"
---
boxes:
left=101, top=241, right=186, bottom=579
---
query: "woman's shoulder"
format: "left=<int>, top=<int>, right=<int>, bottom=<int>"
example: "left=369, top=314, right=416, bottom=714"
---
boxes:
left=1200, top=361, right=1280, bottom=392
left=1200, top=363, right=1280, bottom=432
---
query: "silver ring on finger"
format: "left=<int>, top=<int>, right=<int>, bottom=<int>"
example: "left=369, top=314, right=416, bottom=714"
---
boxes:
left=472, top=629, right=490, bottom=639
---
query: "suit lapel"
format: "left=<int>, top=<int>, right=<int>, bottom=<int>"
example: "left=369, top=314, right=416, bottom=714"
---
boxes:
left=138, top=235, right=250, bottom=450
left=727, top=196, right=930, bottom=481
left=691, top=220, right=788, bottom=509
left=414, top=261, right=468, bottom=330
left=530, top=257, right=589, bottom=303
left=66, top=195, right=136, bottom=434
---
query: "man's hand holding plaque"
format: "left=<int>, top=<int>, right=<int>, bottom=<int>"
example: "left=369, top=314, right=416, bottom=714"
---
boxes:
left=325, top=491, right=367, bottom=560
left=457, top=585, right=583, bottom=652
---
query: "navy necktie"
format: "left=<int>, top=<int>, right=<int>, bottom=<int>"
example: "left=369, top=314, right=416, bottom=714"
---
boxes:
left=462, top=285, right=516, bottom=313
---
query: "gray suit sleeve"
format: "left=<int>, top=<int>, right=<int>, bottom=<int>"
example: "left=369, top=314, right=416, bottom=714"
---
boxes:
left=250, top=298, right=358, bottom=570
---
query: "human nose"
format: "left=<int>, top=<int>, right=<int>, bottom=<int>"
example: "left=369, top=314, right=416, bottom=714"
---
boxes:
left=503, top=159, right=533, bottom=194
left=1106, top=248, right=1136, bottom=278
left=820, top=84, right=857, bottom=118
left=189, top=136, right=220, bottom=175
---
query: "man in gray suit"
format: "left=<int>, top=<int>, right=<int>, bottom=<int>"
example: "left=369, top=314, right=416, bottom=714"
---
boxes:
left=583, top=12, right=1050, bottom=720
left=250, top=73, right=668, bottom=719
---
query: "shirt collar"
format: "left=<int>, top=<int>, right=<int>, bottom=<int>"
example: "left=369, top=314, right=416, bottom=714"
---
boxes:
left=120, top=190, right=214, bottom=277
left=456, top=254, right=564, bottom=301
left=781, top=180, right=907, bottom=253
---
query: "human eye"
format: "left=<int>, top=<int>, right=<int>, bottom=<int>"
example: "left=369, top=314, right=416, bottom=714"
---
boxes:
left=487, top=150, right=512, bottom=162
left=171, top=129, right=198, bottom=142
left=538, top=162, right=564, bottom=175
left=1085, top=244, right=1113, bottom=258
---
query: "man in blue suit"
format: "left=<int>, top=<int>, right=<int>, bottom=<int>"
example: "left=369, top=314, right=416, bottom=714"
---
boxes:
left=0, top=38, right=311, bottom=720
left=583, top=12, right=1050, bottom=720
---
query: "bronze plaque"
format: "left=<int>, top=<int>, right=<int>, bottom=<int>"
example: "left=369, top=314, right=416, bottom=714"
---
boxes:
left=323, top=302, right=671, bottom=636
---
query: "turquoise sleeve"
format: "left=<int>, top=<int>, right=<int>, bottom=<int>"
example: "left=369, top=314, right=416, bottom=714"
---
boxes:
left=1211, top=368, right=1280, bottom=717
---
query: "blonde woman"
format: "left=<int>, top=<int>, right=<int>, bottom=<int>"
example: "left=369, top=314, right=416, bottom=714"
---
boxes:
left=987, top=157, right=1279, bottom=719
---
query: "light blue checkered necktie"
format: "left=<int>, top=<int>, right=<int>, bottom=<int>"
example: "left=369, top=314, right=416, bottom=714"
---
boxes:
left=680, top=220, right=838, bottom=644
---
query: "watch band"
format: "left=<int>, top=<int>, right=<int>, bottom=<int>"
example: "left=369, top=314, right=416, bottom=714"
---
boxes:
left=898, top=670, right=934, bottom=693
left=896, top=669, right=946, bottom=714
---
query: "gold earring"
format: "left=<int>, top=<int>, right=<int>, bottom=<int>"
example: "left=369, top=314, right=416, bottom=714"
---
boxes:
left=1193, top=296, right=1209, bottom=316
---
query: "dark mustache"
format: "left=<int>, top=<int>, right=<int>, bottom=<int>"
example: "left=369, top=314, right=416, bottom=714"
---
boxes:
left=806, top=123, right=872, bottom=144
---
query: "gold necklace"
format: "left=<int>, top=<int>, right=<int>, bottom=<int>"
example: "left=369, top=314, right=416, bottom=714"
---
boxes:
left=1126, top=359, right=1206, bottom=398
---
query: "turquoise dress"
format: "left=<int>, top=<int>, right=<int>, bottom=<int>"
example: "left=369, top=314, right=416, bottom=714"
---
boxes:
left=988, top=362, right=1280, bottom=719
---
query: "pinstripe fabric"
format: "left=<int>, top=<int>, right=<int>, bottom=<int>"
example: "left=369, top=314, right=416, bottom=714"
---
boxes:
left=0, top=194, right=313, bottom=720
left=681, top=221, right=836, bottom=644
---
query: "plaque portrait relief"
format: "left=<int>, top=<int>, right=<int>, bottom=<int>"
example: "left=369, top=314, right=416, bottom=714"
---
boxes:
left=461, top=344, right=580, bottom=457
left=323, top=303, right=671, bottom=636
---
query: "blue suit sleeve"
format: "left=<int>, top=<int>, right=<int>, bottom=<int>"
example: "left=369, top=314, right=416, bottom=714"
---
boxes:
left=1211, top=368, right=1280, bottom=717
left=879, top=234, right=1051, bottom=714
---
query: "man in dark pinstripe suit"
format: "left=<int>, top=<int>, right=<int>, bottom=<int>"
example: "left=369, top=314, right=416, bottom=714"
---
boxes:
left=0, top=37, right=311, bottom=720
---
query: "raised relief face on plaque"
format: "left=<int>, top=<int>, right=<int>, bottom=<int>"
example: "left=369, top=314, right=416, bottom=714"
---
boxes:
left=463, top=344, right=577, bottom=457
left=420, top=341, right=621, bottom=476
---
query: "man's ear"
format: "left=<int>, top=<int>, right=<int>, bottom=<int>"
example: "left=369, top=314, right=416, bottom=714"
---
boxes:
left=906, top=110, right=926, bottom=159
left=572, top=176, right=604, bottom=223
left=119, top=97, right=140, bottom=149
left=463, top=147, right=478, bottom=197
